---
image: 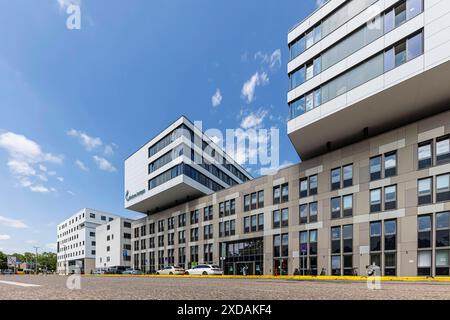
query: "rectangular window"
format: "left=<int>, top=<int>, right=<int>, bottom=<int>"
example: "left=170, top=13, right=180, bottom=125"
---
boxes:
left=343, top=225, right=353, bottom=254
left=281, top=183, right=289, bottom=203
left=370, top=189, right=382, bottom=213
left=244, top=217, right=250, bottom=234
left=258, top=191, right=264, bottom=208
left=258, top=213, right=264, bottom=231
left=244, top=195, right=250, bottom=212
left=418, top=215, right=432, bottom=249
left=251, top=193, right=257, bottom=210
left=407, top=29, right=423, bottom=61
left=436, top=136, right=450, bottom=164
left=384, top=220, right=397, bottom=251
left=281, top=208, right=289, bottom=227
left=407, top=0, right=423, bottom=19
left=418, top=250, right=431, bottom=276
left=418, top=141, right=433, bottom=169
left=309, top=202, right=318, bottom=223
left=331, top=168, right=341, bottom=190
left=273, top=210, right=280, bottom=228
left=436, top=212, right=450, bottom=248
left=309, top=175, right=318, bottom=195
left=418, top=177, right=433, bottom=205
left=273, top=186, right=281, bottom=205
left=384, top=185, right=397, bottom=210
left=370, top=222, right=382, bottom=252
left=343, top=164, right=353, bottom=188
left=436, top=174, right=450, bottom=202
left=384, top=152, right=397, bottom=178
left=331, top=227, right=341, bottom=254
left=299, top=204, right=308, bottom=225
left=343, top=195, right=353, bottom=217
left=251, top=215, right=257, bottom=232
left=370, top=156, right=382, bottom=181
left=300, top=178, right=308, bottom=198
left=436, top=250, right=450, bottom=276
left=331, top=197, right=341, bottom=219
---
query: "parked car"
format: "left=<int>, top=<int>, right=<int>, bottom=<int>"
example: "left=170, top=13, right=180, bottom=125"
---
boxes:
left=105, top=266, right=128, bottom=274
left=1, top=269, right=14, bottom=275
left=156, top=266, right=185, bottom=275
left=184, top=264, right=223, bottom=276
left=122, top=268, right=143, bottom=275
left=92, top=269, right=106, bottom=275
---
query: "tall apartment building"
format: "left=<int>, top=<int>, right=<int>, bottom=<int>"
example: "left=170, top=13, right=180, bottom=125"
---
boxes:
left=127, top=0, right=450, bottom=277
left=56, top=208, right=118, bottom=274
left=95, top=217, right=133, bottom=270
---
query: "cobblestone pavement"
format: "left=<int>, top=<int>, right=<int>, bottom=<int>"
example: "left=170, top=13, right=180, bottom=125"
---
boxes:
left=1, top=275, right=450, bottom=300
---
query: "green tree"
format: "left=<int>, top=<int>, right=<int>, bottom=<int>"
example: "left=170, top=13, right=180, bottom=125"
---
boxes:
left=0, top=251, right=7, bottom=269
left=37, top=252, right=57, bottom=271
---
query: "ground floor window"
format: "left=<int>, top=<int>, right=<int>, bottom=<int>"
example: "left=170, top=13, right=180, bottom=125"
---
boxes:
left=222, top=238, right=263, bottom=275
left=273, top=258, right=288, bottom=276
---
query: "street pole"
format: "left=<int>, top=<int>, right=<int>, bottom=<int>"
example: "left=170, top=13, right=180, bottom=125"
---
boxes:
left=33, top=246, right=39, bottom=275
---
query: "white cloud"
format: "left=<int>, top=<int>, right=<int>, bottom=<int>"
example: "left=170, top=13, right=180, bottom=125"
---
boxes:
left=67, top=190, right=76, bottom=196
left=0, top=235, right=11, bottom=241
left=57, top=177, right=64, bottom=182
left=254, top=49, right=281, bottom=71
left=241, top=72, right=269, bottom=103
left=37, top=174, right=48, bottom=182
left=211, top=89, right=222, bottom=108
left=0, top=216, right=28, bottom=229
left=93, top=156, right=116, bottom=172
left=75, top=159, right=88, bottom=171
left=39, top=164, right=47, bottom=172
left=0, top=132, right=63, bottom=164
left=7, top=160, right=36, bottom=176
left=30, top=185, right=50, bottom=193
left=269, top=49, right=282, bottom=70
left=67, top=129, right=103, bottom=151
left=240, top=108, right=269, bottom=129
left=104, top=145, right=114, bottom=157
left=26, top=240, right=39, bottom=245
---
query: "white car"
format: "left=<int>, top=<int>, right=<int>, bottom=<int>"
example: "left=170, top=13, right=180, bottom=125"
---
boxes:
left=184, top=264, right=223, bottom=276
left=122, top=269, right=143, bottom=275
left=156, top=266, right=185, bottom=275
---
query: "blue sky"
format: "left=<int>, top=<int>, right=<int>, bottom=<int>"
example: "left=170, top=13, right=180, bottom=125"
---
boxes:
left=0, top=0, right=318, bottom=254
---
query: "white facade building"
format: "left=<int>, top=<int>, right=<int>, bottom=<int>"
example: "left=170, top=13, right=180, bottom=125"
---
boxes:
left=287, top=0, right=450, bottom=159
left=95, top=217, right=133, bottom=270
left=56, top=208, right=119, bottom=274
left=124, top=116, right=252, bottom=214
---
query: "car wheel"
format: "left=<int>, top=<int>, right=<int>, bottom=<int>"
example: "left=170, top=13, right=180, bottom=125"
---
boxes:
left=169, top=272, right=173, bottom=275
left=156, top=272, right=159, bottom=275
left=185, top=272, right=189, bottom=275
left=202, top=271, right=208, bottom=276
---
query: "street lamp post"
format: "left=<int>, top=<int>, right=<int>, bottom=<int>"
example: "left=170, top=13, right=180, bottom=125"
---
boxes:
left=33, top=246, right=39, bottom=275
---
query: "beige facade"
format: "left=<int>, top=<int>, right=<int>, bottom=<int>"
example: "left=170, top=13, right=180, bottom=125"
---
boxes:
left=131, top=110, right=450, bottom=277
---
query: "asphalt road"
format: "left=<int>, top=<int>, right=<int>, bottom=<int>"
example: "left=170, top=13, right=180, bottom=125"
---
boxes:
left=1, top=275, right=450, bottom=300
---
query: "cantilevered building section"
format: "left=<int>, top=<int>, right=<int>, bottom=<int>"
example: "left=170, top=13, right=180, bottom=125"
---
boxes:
left=124, top=116, right=252, bottom=214
left=287, top=0, right=450, bottom=160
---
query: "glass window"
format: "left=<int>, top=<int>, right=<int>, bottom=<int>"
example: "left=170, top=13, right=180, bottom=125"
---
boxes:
left=418, top=215, right=432, bottom=249
left=407, top=31, right=423, bottom=60
left=384, top=152, right=397, bottom=177
left=370, top=156, right=382, bottom=181
left=273, top=210, right=280, bottom=228
left=418, top=251, right=431, bottom=268
left=343, top=195, right=353, bottom=217
left=343, top=225, right=353, bottom=253
left=384, top=8, right=395, bottom=33
left=314, top=25, right=322, bottom=43
left=418, top=142, right=432, bottom=169
left=407, top=0, right=423, bottom=19
left=281, top=208, right=289, bottom=227
left=370, top=189, right=382, bottom=213
left=385, top=220, right=397, bottom=251
left=305, top=30, right=314, bottom=49
left=331, top=168, right=341, bottom=190
left=289, top=97, right=305, bottom=119
left=436, top=136, right=450, bottom=163
left=273, top=186, right=281, bottom=204
left=313, top=57, right=321, bottom=76
left=418, top=177, right=433, bottom=205
left=394, top=1, right=407, bottom=27
left=306, top=62, right=314, bottom=80
left=343, top=164, right=353, bottom=187
left=309, top=175, right=318, bottom=195
left=394, top=41, right=407, bottom=67
left=281, top=184, right=289, bottom=203
left=300, top=179, right=308, bottom=198
left=384, top=47, right=395, bottom=72
left=305, top=92, right=314, bottom=112
left=314, top=89, right=322, bottom=108
left=437, top=174, right=450, bottom=202
left=385, top=185, right=397, bottom=210
left=331, top=197, right=341, bottom=219
left=437, top=212, right=449, bottom=229
left=331, top=256, right=341, bottom=275
left=300, top=204, right=308, bottom=224
left=290, top=36, right=305, bottom=60
left=309, top=202, right=318, bottom=223
left=258, top=191, right=264, bottom=208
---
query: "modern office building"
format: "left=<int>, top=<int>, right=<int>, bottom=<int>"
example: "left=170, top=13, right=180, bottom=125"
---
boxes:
left=56, top=208, right=119, bottom=274
left=124, top=116, right=252, bottom=215
left=127, top=0, right=450, bottom=277
left=95, top=217, right=133, bottom=270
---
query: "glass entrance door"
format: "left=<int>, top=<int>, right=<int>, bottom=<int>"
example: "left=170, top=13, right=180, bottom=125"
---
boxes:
left=235, top=262, right=254, bottom=275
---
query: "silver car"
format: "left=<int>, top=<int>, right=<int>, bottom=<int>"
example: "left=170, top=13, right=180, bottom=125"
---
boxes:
left=156, top=266, right=185, bottom=275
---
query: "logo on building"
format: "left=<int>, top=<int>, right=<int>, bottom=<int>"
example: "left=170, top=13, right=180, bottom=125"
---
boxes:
left=125, top=189, right=146, bottom=202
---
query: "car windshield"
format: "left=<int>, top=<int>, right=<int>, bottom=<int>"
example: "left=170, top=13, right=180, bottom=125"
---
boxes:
left=211, top=265, right=220, bottom=269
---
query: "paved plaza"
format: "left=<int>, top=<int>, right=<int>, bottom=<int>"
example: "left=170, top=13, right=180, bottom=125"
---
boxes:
left=1, top=275, right=450, bottom=300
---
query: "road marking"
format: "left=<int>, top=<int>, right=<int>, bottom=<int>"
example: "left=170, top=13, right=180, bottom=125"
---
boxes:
left=0, top=280, right=41, bottom=287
